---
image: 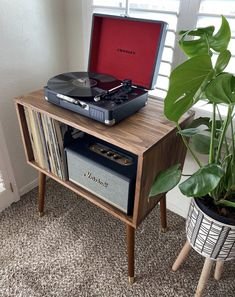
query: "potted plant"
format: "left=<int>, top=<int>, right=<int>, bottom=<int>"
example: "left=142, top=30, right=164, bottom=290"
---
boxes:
left=150, top=15, right=235, bottom=265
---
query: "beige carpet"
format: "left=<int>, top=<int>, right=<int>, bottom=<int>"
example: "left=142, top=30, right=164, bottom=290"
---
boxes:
left=0, top=179, right=234, bottom=297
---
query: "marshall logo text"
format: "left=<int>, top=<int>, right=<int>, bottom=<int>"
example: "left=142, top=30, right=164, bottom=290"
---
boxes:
left=84, top=171, right=108, bottom=188
left=117, top=48, right=136, bottom=55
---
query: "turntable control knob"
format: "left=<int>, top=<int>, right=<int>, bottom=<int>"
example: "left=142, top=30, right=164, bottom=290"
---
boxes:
left=113, top=154, right=120, bottom=160
left=100, top=149, right=107, bottom=154
left=104, top=94, right=111, bottom=100
left=107, top=151, right=114, bottom=157
left=94, top=96, right=101, bottom=102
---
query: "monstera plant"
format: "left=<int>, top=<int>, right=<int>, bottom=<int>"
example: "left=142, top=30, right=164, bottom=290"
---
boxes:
left=150, top=16, right=235, bottom=276
left=150, top=15, right=235, bottom=216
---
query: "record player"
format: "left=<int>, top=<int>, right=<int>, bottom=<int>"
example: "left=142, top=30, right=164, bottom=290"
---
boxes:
left=44, top=14, right=168, bottom=125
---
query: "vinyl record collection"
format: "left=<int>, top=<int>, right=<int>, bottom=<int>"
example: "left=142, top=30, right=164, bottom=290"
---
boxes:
left=23, top=107, right=79, bottom=180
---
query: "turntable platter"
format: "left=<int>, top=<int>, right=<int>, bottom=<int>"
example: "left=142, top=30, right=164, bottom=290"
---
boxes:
left=47, top=72, right=121, bottom=99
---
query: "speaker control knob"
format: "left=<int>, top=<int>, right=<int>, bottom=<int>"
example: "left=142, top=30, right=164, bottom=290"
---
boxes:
left=107, top=151, right=114, bottom=157
left=100, top=148, right=107, bottom=154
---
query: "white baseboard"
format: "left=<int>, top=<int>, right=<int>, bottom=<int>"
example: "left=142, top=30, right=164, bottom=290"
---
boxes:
left=0, top=195, right=19, bottom=213
left=19, top=177, right=38, bottom=196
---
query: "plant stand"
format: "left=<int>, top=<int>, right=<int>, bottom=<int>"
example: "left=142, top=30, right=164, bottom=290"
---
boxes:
left=172, top=240, right=225, bottom=297
left=172, top=197, right=235, bottom=297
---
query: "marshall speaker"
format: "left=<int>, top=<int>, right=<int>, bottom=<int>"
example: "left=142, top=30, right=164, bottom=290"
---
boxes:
left=65, top=134, right=138, bottom=215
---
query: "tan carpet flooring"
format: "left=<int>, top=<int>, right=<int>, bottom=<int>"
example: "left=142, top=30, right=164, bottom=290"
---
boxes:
left=0, top=179, right=235, bottom=297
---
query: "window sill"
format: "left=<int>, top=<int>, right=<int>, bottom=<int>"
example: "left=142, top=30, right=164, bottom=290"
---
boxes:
left=192, top=100, right=229, bottom=118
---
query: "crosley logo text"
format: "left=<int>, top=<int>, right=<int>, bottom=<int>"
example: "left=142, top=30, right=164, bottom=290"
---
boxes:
left=84, top=171, right=108, bottom=188
left=117, top=48, right=136, bottom=55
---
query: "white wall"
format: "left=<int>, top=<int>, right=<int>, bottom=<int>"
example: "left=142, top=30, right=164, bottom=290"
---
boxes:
left=65, top=0, right=92, bottom=71
left=0, top=0, right=68, bottom=194
left=167, top=154, right=196, bottom=218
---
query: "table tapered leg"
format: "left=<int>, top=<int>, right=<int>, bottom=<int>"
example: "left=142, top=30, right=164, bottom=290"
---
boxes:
left=160, top=194, right=167, bottom=232
left=195, top=258, right=214, bottom=297
left=38, top=172, right=46, bottom=217
left=172, top=240, right=192, bottom=272
left=126, top=224, right=135, bottom=284
left=214, top=260, right=224, bottom=281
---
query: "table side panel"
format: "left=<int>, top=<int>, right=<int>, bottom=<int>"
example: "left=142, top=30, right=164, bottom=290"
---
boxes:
left=132, top=154, right=144, bottom=226
left=135, top=115, right=193, bottom=226
left=15, top=103, right=34, bottom=162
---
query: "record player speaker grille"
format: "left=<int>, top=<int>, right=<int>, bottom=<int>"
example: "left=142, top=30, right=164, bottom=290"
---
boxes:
left=89, top=108, right=104, bottom=122
left=66, top=148, right=133, bottom=214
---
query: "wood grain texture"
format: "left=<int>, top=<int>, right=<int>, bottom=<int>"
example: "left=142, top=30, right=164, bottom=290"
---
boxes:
left=196, top=258, right=214, bottom=297
left=172, top=240, right=192, bottom=272
left=133, top=114, right=194, bottom=226
left=160, top=195, right=167, bottom=231
left=126, top=224, right=135, bottom=278
left=28, top=160, right=135, bottom=227
left=214, top=260, right=223, bottom=281
left=15, top=103, right=34, bottom=162
left=15, top=89, right=189, bottom=156
left=38, top=172, right=46, bottom=215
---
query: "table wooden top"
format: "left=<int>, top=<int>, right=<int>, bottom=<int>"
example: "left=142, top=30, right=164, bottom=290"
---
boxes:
left=15, top=89, right=191, bottom=155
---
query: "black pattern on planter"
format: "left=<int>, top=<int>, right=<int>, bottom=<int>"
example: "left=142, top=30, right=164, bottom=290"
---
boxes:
left=186, top=199, right=235, bottom=261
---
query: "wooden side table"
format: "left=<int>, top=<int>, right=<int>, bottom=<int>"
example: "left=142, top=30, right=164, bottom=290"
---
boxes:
left=15, top=89, right=193, bottom=283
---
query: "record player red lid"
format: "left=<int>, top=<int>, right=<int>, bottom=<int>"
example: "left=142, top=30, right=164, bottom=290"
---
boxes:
left=88, top=14, right=168, bottom=90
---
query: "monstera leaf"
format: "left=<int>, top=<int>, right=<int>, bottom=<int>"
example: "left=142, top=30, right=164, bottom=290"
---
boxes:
left=208, top=16, right=231, bottom=52
left=187, top=117, right=211, bottom=129
left=149, top=164, right=181, bottom=197
left=179, top=27, right=215, bottom=57
left=179, top=16, right=231, bottom=58
left=177, top=128, right=202, bottom=137
left=205, top=73, right=235, bottom=104
left=164, top=55, right=213, bottom=122
left=215, top=50, right=231, bottom=74
left=191, top=133, right=219, bottom=155
left=179, top=164, right=224, bottom=197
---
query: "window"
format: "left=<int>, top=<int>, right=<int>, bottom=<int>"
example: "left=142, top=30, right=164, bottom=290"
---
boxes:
left=197, top=0, right=235, bottom=73
left=90, top=0, right=235, bottom=99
